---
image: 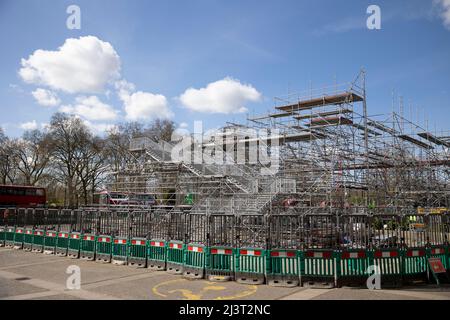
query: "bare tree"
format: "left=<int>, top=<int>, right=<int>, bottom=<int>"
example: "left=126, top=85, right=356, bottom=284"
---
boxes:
left=0, top=129, right=19, bottom=185
left=47, top=113, right=91, bottom=207
left=145, top=119, right=176, bottom=141
left=13, top=129, right=51, bottom=186
left=75, top=135, right=109, bottom=205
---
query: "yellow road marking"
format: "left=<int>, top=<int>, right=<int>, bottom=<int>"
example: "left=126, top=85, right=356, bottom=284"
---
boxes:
left=152, top=279, right=257, bottom=300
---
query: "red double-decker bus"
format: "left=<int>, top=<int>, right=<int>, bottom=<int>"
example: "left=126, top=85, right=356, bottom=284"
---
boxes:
left=0, top=185, right=46, bottom=208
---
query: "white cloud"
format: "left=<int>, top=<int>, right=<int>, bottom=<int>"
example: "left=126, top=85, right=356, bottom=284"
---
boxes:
left=19, top=120, right=38, bottom=131
left=179, top=122, right=189, bottom=128
left=179, top=77, right=261, bottom=114
left=435, top=0, right=450, bottom=29
left=19, top=36, right=121, bottom=94
left=59, top=96, right=118, bottom=121
left=115, top=79, right=136, bottom=99
left=123, top=91, right=172, bottom=121
left=115, top=79, right=173, bottom=121
left=82, top=119, right=117, bottom=135
left=31, top=88, right=61, bottom=107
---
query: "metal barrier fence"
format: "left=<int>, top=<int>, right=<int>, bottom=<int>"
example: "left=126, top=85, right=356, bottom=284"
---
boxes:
left=1, top=208, right=450, bottom=288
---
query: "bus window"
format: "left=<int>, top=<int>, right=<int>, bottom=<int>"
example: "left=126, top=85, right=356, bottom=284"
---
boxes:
left=25, top=189, right=36, bottom=196
left=36, top=189, right=45, bottom=196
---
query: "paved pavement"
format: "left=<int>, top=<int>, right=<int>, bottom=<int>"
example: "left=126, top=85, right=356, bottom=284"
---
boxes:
left=1, top=247, right=450, bottom=300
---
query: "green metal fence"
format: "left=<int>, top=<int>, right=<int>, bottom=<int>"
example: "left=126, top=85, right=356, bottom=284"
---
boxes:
left=44, top=230, right=57, bottom=254
left=80, top=234, right=96, bottom=260
left=235, top=248, right=266, bottom=285
left=0, top=226, right=5, bottom=247
left=112, top=237, right=128, bottom=265
left=336, top=250, right=370, bottom=287
left=128, top=237, right=147, bottom=267
left=32, top=229, right=44, bottom=253
left=96, top=235, right=112, bottom=263
left=372, top=249, right=402, bottom=287
left=402, top=248, right=428, bottom=284
left=5, top=226, right=15, bottom=248
left=56, top=231, right=69, bottom=256
left=206, top=246, right=235, bottom=281
left=183, top=243, right=206, bottom=279
left=14, top=227, right=25, bottom=249
left=23, top=228, right=34, bottom=251
left=147, top=239, right=166, bottom=271
left=68, top=232, right=81, bottom=258
left=166, top=240, right=185, bottom=274
left=2, top=209, right=450, bottom=289
left=300, top=250, right=336, bottom=288
left=266, top=249, right=300, bottom=287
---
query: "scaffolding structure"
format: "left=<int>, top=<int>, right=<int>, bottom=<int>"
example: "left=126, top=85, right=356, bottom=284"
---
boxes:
left=106, top=70, right=449, bottom=223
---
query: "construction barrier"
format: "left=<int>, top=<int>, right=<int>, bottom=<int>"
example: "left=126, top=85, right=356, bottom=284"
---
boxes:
left=147, top=239, right=166, bottom=271
left=207, top=214, right=235, bottom=281
left=112, top=237, right=128, bottom=265
left=44, top=230, right=57, bottom=254
left=22, top=228, right=33, bottom=251
left=166, top=240, right=185, bottom=274
left=2, top=208, right=450, bottom=289
left=80, top=234, right=96, bottom=260
left=402, top=248, right=428, bottom=285
left=32, top=229, right=44, bottom=253
left=13, top=227, right=24, bottom=249
left=96, top=235, right=112, bottom=263
left=206, top=246, right=235, bottom=281
left=235, top=248, right=266, bottom=285
left=183, top=213, right=208, bottom=279
left=428, top=246, right=448, bottom=270
left=336, top=249, right=369, bottom=287
left=56, top=231, right=70, bottom=256
left=372, top=249, right=402, bottom=287
left=68, top=232, right=81, bottom=258
left=300, top=250, right=336, bottom=288
left=267, top=249, right=300, bottom=287
left=5, top=226, right=15, bottom=248
left=128, top=237, right=147, bottom=267
left=0, top=225, right=5, bottom=247
left=183, top=243, right=206, bottom=279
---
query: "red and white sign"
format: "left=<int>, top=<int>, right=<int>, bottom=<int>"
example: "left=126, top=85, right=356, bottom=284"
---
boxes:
left=34, top=231, right=43, bottom=236
left=16, top=229, right=23, bottom=234
left=406, top=249, right=425, bottom=257
left=431, top=248, right=445, bottom=255
left=131, top=239, right=144, bottom=246
left=169, top=242, right=182, bottom=249
left=58, top=233, right=68, bottom=238
left=187, top=246, right=203, bottom=253
left=114, top=239, right=127, bottom=244
left=374, top=250, right=398, bottom=258
left=240, top=249, right=262, bottom=256
left=211, top=248, right=233, bottom=255
left=341, top=251, right=366, bottom=259
left=83, top=235, right=94, bottom=241
left=71, top=234, right=80, bottom=239
left=305, top=251, right=332, bottom=259
left=46, top=232, right=55, bottom=237
left=98, top=237, right=110, bottom=243
left=26, top=230, right=32, bottom=235
left=270, top=251, right=296, bottom=257
left=428, top=258, right=446, bottom=274
left=151, top=241, right=164, bottom=247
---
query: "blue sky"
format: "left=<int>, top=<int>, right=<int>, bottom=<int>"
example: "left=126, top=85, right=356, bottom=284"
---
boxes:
left=1, top=0, right=450, bottom=137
